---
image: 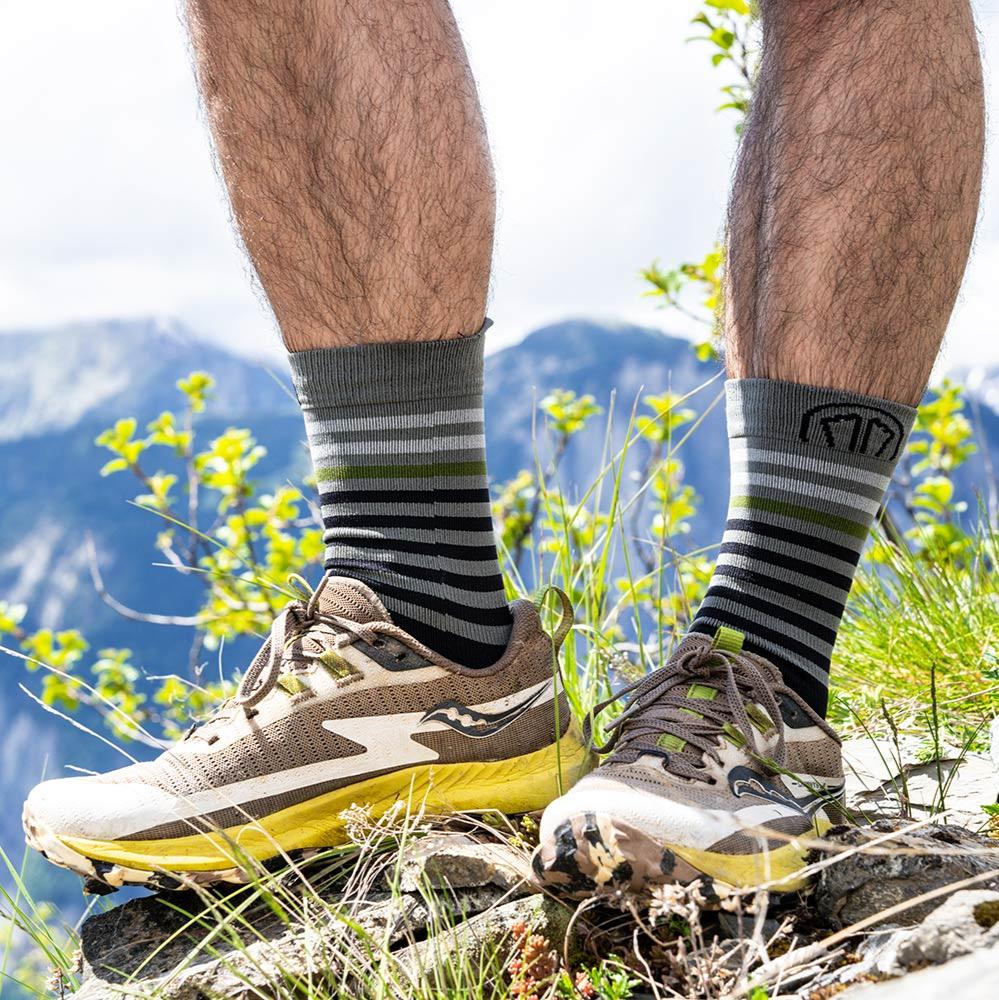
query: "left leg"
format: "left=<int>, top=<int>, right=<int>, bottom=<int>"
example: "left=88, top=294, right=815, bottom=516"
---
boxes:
left=536, top=0, right=985, bottom=895
left=690, top=0, right=985, bottom=714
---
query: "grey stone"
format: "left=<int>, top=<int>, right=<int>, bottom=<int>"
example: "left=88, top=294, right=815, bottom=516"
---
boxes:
left=895, top=890, right=999, bottom=967
left=392, top=832, right=532, bottom=894
left=717, top=910, right=781, bottom=942
left=74, top=878, right=522, bottom=998
left=838, top=944, right=999, bottom=1000
left=74, top=890, right=568, bottom=1000
left=71, top=829, right=560, bottom=1000
left=842, top=735, right=998, bottom=830
left=813, top=820, right=999, bottom=928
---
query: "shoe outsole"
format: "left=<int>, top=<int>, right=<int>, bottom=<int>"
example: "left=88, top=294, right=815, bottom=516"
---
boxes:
left=531, top=810, right=821, bottom=899
left=24, top=731, right=595, bottom=893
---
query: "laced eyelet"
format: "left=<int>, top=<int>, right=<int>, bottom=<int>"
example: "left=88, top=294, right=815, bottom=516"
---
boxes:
left=372, top=638, right=385, bottom=648
left=394, top=651, right=407, bottom=662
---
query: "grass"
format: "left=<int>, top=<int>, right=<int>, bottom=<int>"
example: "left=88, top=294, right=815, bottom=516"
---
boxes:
left=831, top=517, right=999, bottom=744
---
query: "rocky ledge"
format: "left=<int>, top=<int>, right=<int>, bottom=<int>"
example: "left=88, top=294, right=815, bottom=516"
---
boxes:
left=68, top=820, right=999, bottom=1000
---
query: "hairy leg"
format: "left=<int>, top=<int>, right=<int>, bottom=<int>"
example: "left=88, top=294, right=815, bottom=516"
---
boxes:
left=185, top=0, right=494, bottom=350
left=692, top=1, right=984, bottom=712
left=725, top=0, right=985, bottom=402
left=185, top=1, right=511, bottom=664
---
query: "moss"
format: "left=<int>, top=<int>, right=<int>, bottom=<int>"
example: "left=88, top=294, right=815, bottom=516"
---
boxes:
left=972, top=899, right=999, bottom=929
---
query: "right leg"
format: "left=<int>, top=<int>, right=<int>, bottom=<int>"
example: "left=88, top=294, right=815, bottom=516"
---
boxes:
left=536, top=0, right=985, bottom=898
left=186, top=0, right=512, bottom=665
left=22, top=0, right=594, bottom=891
left=186, top=0, right=495, bottom=350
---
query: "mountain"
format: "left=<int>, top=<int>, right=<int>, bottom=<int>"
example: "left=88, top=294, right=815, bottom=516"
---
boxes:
left=1, top=316, right=997, bottom=915
left=0, top=317, right=296, bottom=443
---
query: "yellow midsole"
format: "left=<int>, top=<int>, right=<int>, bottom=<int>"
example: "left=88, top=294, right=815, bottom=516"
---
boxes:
left=669, top=817, right=833, bottom=891
left=61, top=729, right=594, bottom=873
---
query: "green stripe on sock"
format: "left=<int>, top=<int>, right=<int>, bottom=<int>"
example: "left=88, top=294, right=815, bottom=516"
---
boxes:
left=316, top=460, right=488, bottom=481
left=730, top=495, right=870, bottom=540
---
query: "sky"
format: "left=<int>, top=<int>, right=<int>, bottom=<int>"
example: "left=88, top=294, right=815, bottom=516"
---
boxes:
left=1, top=1, right=997, bottom=371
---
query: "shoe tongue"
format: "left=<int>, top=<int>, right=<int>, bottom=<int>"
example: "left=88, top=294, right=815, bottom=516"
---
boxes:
left=608, top=634, right=779, bottom=770
left=316, top=576, right=393, bottom=625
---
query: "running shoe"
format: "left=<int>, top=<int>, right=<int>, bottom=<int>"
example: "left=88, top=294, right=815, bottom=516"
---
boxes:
left=23, top=576, right=591, bottom=891
left=533, top=628, right=843, bottom=896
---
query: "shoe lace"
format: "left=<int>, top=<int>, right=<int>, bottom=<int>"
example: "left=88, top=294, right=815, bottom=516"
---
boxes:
left=185, top=576, right=382, bottom=739
left=233, top=574, right=383, bottom=710
left=587, top=643, right=786, bottom=782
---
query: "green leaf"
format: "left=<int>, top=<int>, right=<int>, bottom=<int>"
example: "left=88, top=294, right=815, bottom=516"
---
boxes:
left=706, top=0, right=750, bottom=13
left=99, top=457, right=128, bottom=476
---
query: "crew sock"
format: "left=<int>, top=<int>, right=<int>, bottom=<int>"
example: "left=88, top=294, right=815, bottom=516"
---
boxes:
left=689, top=378, right=916, bottom=714
left=288, top=329, right=513, bottom=667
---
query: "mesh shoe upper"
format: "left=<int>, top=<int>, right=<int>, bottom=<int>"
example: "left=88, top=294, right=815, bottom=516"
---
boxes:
left=25, top=577, right=569, bottom=843
left=541, top=633, right=844, bottom=856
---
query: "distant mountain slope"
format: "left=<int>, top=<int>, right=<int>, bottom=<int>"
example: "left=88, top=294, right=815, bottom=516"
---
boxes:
left=0, top=317, right=296, bottom=443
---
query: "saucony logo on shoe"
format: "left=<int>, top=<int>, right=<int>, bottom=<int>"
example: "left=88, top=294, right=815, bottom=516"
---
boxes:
left=728, top=766, right=814, bottom=813
left=418, top=678, right=553, bottom=739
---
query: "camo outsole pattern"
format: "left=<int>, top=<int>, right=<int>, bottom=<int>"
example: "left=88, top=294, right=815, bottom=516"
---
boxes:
left=532, top=811, right=714, bottom=898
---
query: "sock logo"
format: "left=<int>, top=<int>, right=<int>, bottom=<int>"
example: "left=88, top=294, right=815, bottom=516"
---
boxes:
left=798, top=403, right=904, bottom=459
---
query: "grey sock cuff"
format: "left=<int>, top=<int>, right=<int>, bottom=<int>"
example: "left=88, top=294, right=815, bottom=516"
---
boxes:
left=726, top=378, right=917, bottom=464
left=288, top=321, right=490, bottom=408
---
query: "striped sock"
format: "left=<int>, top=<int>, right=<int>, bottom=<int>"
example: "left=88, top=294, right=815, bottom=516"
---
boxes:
left=689, top=379, right=916, bottom=714
left=288, top=330, right=513, bottom=668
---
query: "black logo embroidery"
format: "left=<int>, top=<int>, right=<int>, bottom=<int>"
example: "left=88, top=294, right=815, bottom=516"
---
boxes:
left=799, top=403, right=904, bottom=460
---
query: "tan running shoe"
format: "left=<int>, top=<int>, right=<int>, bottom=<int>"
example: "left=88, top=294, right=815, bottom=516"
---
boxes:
left=23, top=577, right=591, bottom=891
left=533, top=628, right=844, bottom=896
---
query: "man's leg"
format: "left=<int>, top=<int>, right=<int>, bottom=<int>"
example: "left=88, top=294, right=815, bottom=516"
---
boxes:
left=536, top=0, right=985, bottom=895
left=187, top=0, right=512, bottom=665
left=689, top=0, right=985, bottom=713
left=22, top=1, right=596, bottom=891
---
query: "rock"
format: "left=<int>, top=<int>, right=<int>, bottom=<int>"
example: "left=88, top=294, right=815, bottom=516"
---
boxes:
left=75, top=887, right=429, bottom=1000
left=717, top=910, right=781, bottom=942
left=813, top=820, right=999, bottom=928
left=837, top=944, right=999, bottom=999
left=393, top=832, right=532, bottom=894
left=73, top=835, right=558, bottom=999
left=394, top=894, right=577, bottom=980
left=842, top=735, right=998, bottom=830
left=75, top=888, right=569, bottom=1000
left=894, top=889, right=999, bottom=967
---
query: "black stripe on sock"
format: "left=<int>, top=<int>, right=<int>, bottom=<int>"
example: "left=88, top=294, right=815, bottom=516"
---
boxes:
left=718, top=541, right=854, bottom=593
left=723, top=518, right=863, bottom=567
left=710, top=565, right=847, bottom=619
left=375, top=580, right=512, bottom=627
left=699, top=585, right=839, bottom=647
left=325, top=558, right=506, bottom=594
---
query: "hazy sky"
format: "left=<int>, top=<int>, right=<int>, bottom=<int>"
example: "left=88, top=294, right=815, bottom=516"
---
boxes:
left=1, top=2, right=997, bottom=370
